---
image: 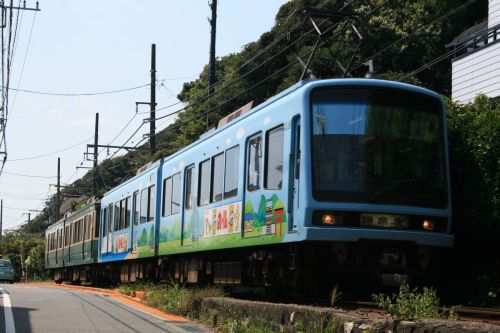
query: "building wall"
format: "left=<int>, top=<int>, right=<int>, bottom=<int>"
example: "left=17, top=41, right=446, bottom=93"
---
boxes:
left=489, top=0, right=500, bottom=28
left=451, top=41, right=500, bottom=103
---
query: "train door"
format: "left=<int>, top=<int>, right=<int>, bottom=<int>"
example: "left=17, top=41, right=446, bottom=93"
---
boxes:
left=288, top=116, right=300, bottom=232
left=243, top=133, right=263, bottom=238
left=181, top=165, right=195, bottom=246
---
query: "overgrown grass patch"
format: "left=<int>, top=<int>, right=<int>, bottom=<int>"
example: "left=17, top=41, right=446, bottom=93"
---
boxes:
left=372, top=281, right=460, bottom=321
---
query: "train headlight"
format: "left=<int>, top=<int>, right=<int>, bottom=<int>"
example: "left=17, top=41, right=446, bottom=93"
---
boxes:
left=313, top=211, right=342, bottom=226
left=322, top=214, right=336, bottom=225
left=422, top=219, right=435, bottom=231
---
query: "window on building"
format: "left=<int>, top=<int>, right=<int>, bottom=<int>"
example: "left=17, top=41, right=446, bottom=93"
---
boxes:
left=172, top=173, right=181, bottom=214
left=265, top=125, right=284, bottom=190
left=199, top=159, right=211, bottom=206
left=247, top=135, right=262, bottom=191
left=224, top=145, right=239, bottom=199
left=212, top=153, right=224, bottom=203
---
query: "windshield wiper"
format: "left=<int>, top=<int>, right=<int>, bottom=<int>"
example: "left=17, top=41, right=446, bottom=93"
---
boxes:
left=369, top=178, right=423, bottom=203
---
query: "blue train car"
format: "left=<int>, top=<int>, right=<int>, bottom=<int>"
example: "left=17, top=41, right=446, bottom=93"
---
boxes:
left=98, top=78, right=453, bottom=288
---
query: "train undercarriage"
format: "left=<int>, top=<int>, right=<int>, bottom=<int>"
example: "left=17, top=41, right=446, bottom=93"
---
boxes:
left=49, top=241, right=441, bottom=297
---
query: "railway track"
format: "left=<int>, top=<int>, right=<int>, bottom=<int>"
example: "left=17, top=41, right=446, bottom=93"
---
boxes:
left=342, top=300, right=500, bottom=325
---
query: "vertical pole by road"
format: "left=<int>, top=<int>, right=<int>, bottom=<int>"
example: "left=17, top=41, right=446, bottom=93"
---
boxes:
left=208, top=0, right=217, bottom=96
left=56, top=157, right=60, bottom=220
left=150, top=44, right=156, bottom=156
left=0, top=199, right=3, bottom=254
left=93, top=113, right=99, bottom=197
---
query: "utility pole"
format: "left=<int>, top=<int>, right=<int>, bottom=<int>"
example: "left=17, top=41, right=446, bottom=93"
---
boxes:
left=0, top=199, right=3, bottom=254
left=150, top=44, right=156, bottom=156
left=93, top=113, right=99, bottom=197
left=0, top=1, right=41, bottom=178
left=208, top=0, right=217, bottom=97
left=55, top=157, right=61, bottom=221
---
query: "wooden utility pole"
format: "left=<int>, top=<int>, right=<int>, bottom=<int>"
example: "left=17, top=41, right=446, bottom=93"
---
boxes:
left=150, top=44, right=156, bottom=156
left=93, top=113, right=99, bottom=196
left=208, top=0, right=217, bottom=97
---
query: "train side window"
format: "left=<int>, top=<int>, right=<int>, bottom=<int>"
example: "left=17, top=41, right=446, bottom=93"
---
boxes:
left=114, top=202, right=120, bottom=231
left=185, top=166, right=195, bottom=210
left=163, top=177, right=172, bottom=216
left=224, top=145, right=239, bottom=199
left=133, top=191, right=139, bottom=225
left=102, top=207, right=107, bottom=236
left=172, top=173, right=181, bottom=214
left=264, top=125, right=284, bottom=190
left=148, top=185, right=155, bottom=222
left=198, top=159, right=211, bottom=206
left=83, top=217, right=88, bottom=240
left=94, top=211, right=99, bottom=238
left=247, top=135, right=262, bottom=192
left=212, top=153, right=224, bottom=203
left=119, top=199, right=126, bottom=230
left=140, top=188, right=148, bottom=224
left=125, top=197, right=131, bottom=228
left=295, top=125, right=301, bottom=179
left=108, top=204, right=113, bottom=232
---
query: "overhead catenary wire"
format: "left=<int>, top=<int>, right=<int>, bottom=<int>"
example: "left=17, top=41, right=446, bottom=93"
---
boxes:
left=2, top=170, right=56, bottom=178
left=3, top=82, right=151, bottom=96
left=7, top=136, right=93, bottom=161
left=348, top=0, right=479, bottom=75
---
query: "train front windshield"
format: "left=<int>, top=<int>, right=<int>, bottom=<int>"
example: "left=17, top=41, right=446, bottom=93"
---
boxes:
left=311, top=86, right=447, bottom=208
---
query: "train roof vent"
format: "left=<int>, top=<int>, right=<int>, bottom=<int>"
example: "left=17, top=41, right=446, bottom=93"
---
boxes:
left=217, top=101, right=253, bottom=129
left=136, top=161, right=153, bottom=175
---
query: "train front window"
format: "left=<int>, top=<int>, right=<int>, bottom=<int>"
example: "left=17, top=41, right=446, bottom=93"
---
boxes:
left=311, top=87, right=447, bottom=208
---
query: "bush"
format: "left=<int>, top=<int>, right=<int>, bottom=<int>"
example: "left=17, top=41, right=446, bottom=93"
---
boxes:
left=372, top=282, right=441, bottom=320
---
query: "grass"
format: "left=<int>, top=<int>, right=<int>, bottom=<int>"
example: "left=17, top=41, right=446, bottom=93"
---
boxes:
left=372, top=281, right=461, bottom=320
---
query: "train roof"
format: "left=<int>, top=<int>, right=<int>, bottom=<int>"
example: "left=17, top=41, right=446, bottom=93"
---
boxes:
left=160, top=78, right=442, bottom=164
left=102, top=159, right=162, bottom=197
left=101, top=78, right=441, bottom=198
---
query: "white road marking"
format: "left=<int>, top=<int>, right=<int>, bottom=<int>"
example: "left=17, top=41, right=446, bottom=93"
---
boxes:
left=0, top=288, right=16, bottom=333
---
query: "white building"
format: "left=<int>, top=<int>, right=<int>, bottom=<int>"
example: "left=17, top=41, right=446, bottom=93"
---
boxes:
left=448, top=0, right=500, bottom=103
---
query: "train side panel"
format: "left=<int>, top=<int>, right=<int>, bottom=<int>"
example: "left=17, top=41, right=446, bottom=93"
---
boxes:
left=99, top=161, right=161, bottom=263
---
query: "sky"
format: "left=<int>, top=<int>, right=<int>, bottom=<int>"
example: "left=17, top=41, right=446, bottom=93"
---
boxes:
left=0, top=0, right=289, bottom=231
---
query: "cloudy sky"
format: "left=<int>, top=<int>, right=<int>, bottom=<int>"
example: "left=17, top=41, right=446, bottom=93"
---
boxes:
left=0, top=0, right=288, bottom=231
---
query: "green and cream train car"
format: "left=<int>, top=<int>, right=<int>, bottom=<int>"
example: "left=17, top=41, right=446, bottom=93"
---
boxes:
left=45, top=198, right=100, bottom=282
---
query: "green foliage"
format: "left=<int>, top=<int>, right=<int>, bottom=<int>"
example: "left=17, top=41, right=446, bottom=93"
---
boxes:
left=2, top=231, right=47, bottom=281
left=123, top=279, right=225, bottom=317
left=446, top=95, right=500, bottom=238
left=372, top=282, right=441, bottom=320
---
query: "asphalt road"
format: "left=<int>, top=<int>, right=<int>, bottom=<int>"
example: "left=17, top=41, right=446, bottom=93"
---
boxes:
left=0, top=283, right=210, bottom=333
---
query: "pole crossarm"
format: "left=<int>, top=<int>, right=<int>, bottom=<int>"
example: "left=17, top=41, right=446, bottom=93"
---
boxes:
left=86, top=144, right=149, bottom=151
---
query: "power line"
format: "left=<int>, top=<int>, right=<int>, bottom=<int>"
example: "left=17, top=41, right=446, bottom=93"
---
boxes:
left=9, top=10, right=37, bottom=118
left=2, top=170, right=56, bottom=178
left=7, top=136, right=93, bottom=161
left=349, top=0, right=479, bottom=75
left=3, top=82, right=150, bottom=96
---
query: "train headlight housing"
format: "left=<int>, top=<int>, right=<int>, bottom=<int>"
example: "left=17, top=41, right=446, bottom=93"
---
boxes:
left=422, top=219, right=436, bottom=231
left=314, top=211, right=342, bottom=226
left=322, top=213, right=336, bottom=225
